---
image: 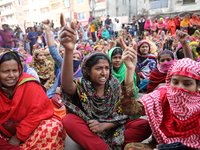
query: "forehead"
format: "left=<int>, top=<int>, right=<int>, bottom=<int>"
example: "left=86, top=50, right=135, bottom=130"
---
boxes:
left=141, top=43, right=149, bottom=47
left=0, top=59, right=18, bottom=69
left=171, top=75, right=195, bottom=81
left=160, top=53, right=172, bottom=59
left=93, top=59, right=109, bottom=66
left=73, top=53, right=80, bottom=57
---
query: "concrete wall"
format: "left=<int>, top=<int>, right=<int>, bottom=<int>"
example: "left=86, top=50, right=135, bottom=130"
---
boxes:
left=137, top=0, right=200, bottom=18
left=107, top=0, right=136, bottom=22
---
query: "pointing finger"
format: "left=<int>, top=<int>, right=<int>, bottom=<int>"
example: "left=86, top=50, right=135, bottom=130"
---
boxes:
left=60, top=13, right=65, bottom=27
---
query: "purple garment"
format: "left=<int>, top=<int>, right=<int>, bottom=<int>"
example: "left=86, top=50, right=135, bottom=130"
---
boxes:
left=89, top=16, right=95, bottom=22
left=0, top=35, right=2, bottom=47
left=197, top=57, right=200, bottom=62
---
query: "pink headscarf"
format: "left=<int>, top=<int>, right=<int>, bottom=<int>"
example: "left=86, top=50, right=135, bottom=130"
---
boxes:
left=144, top=19, right=151, bottom=29
left=73, top=50, right=82, bottom=58
left=17, top=47, right=32, bottom=65
left=140, top=58, right=200, bottom=149
left=163, top=17, right=169, bottom=28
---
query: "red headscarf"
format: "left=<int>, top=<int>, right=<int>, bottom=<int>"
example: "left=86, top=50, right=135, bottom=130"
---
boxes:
left=190, top=13, right=200, bottom=27
left=140, top=58, right=200, bottom=149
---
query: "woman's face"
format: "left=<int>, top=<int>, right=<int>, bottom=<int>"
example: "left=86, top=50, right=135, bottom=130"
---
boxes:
left=159, top=54, right=173, bottom=65
left=140, top=43, right=149, bottom=55
left=44, top=52, right=50, bottom=58
left=112, top=53, right=122, bottom=70
left=170, top=75, right=199, bottom=92
left=37, top=52, right=45, bottom=62
left=86, top=43, right=90, bottom=47
left=19, top=48, right=27, bottom=60
left=104, top=28, right=106, bottom=31
left=59, top=47, right=65, bottom=58
left=0, top=59, right=19, bottom=90
left=73, top=53, right=81, bottom=61
left=96, top=47, right=102, bottom=52
left=20, top=57, right=25, bottom=69
left=87, top=59, right=110, bottom=86
left=78, top=47, right=85, bottom=55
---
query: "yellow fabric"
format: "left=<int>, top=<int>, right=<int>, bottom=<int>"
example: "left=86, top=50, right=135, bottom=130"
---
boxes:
left=160, top=18, right=164, bottom=23
left=90, top=24, right=96, bottom=32
left=180, top=17, right=190, bottom=27
left=189, top=41, right=198, bottom=47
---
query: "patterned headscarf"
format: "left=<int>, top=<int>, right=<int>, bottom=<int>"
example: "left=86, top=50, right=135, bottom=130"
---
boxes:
left=62, top=52, right=128, bottom=149
left=31, top=49, right=55, bottom=89
left=140, top=58, right=200, bottom=149
left=76, top=44, right=85, bottom=50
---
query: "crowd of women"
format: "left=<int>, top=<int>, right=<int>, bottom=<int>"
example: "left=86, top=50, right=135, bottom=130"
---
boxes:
left=0, top=12, right=200, bottom=150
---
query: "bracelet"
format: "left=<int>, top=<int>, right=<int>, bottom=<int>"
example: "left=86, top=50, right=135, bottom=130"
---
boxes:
left=9, top=137, right=20, bottom=146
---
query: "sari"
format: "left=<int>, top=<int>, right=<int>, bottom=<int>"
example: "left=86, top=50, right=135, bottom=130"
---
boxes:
left=150, top=22, right=157, bottom=33
left=147, top=50, right=175, bottom=93
left=137, top=41, right=157, bottom=79
left=108, top=47, right=138, bottom=98
left=163, top=17, right=169, bottom=29
left=140, top=58, right=200, bottom=149
left=144, top=19, right=150, bottom=30
left=73, top=50, right=82, bottom=78
left=0, top=52, right=64, bottom=149
left=31, top=49, right=55, bottom=90
left=157, top=19, right=164, bottom=31
left=167, top=19, right=176, bottom=35
left=62, top=52, right=128, bottom=149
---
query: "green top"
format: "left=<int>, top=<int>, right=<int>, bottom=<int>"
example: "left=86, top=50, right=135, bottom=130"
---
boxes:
left=108, top=47, right=140, bottom=119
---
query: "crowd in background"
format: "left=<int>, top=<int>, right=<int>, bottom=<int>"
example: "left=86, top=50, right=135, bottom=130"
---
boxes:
left=0, top=11, right=200, bottom=150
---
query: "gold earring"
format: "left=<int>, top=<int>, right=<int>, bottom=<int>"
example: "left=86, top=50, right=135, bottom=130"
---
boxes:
left=198, top=87, right=200, bottom=91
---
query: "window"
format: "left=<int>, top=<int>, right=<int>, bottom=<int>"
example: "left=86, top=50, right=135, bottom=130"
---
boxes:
left=183, top=0, right=195, bottom=4
left=77, top=0, right=84, bottom=4
left=64, top=0, right=70, bottom=7
left=23, top=10, right=30, bottom=17
left=51, top=2, right=60, bottom=10
left=19, top=12, right=22, bottom=17
left=96, top=10, right=105, bottom=17
left=78, top=12, right=85, bottom=19
left=149, top=0, right=168, bottom=9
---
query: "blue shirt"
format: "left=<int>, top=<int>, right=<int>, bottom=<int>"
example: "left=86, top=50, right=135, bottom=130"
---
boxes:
left=28, top=31, right=38, bottom=43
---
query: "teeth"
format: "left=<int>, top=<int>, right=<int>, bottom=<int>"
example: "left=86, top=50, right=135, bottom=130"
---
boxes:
left=7, top=80, right=14, bottom=83
left=99, top=77, right=106, bottom=80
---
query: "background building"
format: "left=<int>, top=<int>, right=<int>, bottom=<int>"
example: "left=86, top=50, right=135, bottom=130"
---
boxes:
left=137, top=0, right=200, bottom=18
left=0, top=0, right=200, bottom=30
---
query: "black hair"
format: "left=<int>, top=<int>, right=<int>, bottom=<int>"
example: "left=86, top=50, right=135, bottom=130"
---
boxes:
left=84, top=54, right=110, bottom=80
left=111, top=48, right=123, bottom=58
left=196, top=80, right=200, bottom=86
left=158, top=51, right=174, bottom=61
left=0, top=52, right=18, bottom=65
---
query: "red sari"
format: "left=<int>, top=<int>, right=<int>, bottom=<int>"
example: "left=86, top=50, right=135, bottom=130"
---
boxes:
left=0, top=52, right=64, bottom=149
left=167, top=20, right=176, bottom=35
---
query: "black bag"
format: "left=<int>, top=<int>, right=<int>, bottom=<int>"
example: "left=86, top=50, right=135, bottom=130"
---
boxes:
left=158, top=142, right=188, bottom=150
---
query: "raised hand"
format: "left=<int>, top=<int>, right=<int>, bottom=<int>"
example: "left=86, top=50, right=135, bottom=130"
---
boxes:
left=42, top=19, right=51, bottom=31
left=59, top=13, right=77, bottom=51
left=119, top=37, right=137, bottom=70
left=176, top=30, right=188, bottom=45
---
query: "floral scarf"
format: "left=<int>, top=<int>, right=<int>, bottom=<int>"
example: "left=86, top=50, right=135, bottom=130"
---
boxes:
left=62, top=52, right=128, bottom=149
left=140, top=58, right=200, bottom=149
left=31, top=49, right=55, bottom=90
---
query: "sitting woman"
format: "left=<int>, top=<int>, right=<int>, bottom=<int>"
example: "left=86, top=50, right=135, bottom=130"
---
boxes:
left=76, top=44, right=85, bottom=56
left=31, top=49, right=55, bottom=90
left=0, top=52, right=64, bottom=149
left=108, top=47, right=138, bottom=98
left=17, top=46, right=32, bottom=67
left=19, top=53, right=40, bottom=81
left=59, top=18, right=151, bottom=150
left=101, top=27, right=110, bottom=40
left=120, top=33, right=199, bottom=150
left=147, top=51, right=175, bottom=93
left=137, top=40, right=157, bottom=91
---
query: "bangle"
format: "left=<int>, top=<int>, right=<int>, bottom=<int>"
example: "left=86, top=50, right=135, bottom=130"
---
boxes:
left=9, top=137, right=20, bottom=146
